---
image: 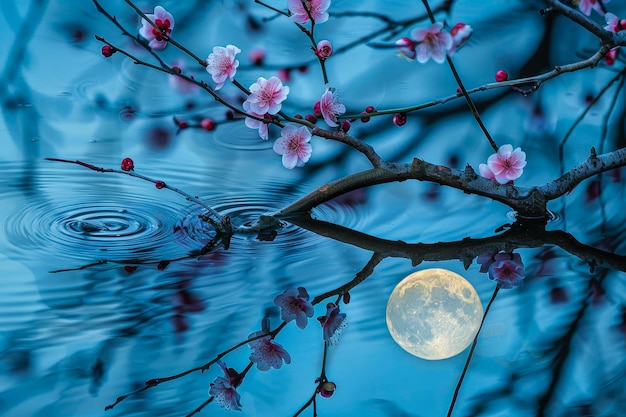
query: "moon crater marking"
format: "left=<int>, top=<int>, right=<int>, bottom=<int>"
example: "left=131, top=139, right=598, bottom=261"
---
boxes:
left=386, top=268, right=483, bottom=360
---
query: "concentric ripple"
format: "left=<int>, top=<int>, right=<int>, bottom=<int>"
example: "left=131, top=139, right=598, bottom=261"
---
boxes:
left=3, top=194, right=192, bottom=264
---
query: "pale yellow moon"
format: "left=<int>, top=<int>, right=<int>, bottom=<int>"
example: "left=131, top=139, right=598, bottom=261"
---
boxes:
left=386, top=268, right=483, bottom=360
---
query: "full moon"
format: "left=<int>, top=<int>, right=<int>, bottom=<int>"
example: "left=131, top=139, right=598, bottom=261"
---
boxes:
left=386, top=268, right=483, bottom=360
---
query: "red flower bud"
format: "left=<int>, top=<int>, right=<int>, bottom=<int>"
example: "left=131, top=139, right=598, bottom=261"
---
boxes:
left=101, top=45, right=115, bottom=57
left=121, top=157, right=134, bottom=171
left=393, top=112, right=407, bottom=126
left=305, top=114, right=317, bottom=124
left=341, top=120, right=351, bottom=133
left=313, top=101, right=322, bottom=117
left=495, top=70, right=508, bottom=82
left=155, top=181, right=166, bottom=189
left=201, top=118, right=216, bottom=131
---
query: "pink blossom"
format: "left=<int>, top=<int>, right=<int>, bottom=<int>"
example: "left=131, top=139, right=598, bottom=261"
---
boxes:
left=317, top=303, right=347, bottom=344
left=248, top=331, right=291, bottom=371
left=579, top=0, right=608, bottom=16
left=486, top=144, right=527, bottom=184
left=487, top=253, right=525, bottom=289
left=605, top=47, right=619, bottom=65
left=243, top=100, right=270, bottom=140
left=395, top=37, right=416, bottom=60
left=604, top=12, right=625, bottom=32
left=273, top=287, right=314, bottom=329
left=206, top=45, right=241, bottom=90
left=319, top=87, right=346, bottom=127
left=448, top=23, right=473, bottom=55
left=138, top=6, right=174, bottom=50
left=288, top=0, right=330, bottom=24
left=273, top=125, right=312, bottom=169
left=411, top=22, right=452, bottom=64
left=477, top=252, right=523, bottom=274
left=246, top=76, right=289, bottom=115
left=209, top=361, right=242, bottom=411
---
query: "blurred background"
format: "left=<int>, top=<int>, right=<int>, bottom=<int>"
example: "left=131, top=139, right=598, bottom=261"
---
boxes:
left=1, top=0, right=625, bottom=416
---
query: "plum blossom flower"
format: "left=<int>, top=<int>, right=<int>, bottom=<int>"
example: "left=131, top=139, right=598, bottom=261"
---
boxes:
left=395, top=37, right=416, bottom=59
left=317, top=303, right=347, bottom=344
left=209, top=361, right=242, bottom=411
left=288, top=0, right=330, bottom=24
left=411, top=22, right=452, bottom=63
left=206, top=45, right=241, bottom=90
left=273, top=125, right=312, bottom=169
left=243, top=100, right=270, bottom=140
left=319, top=87, right=346, bottom=127
left=485, top=144, right=527, bottom=184
left=484, top=252, right=526, bottom=289
left=139, top=6, right=174, bottom=50
left=448, top=23, right=473, bottom=55
left=578, top=0, right=608, bottom=16
left=246, top=76, right=289, bottom=115
left=273, top=287, right=314, bottom=329
left=248, top=331, right=291, bottom=371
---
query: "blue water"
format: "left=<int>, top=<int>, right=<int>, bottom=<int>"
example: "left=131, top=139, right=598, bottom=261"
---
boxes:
left=1, top=1, right=626, bottom=416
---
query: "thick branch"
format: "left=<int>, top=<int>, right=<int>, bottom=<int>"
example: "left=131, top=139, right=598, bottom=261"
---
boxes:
left=538, top=147, right=626, bottom=199
left=275, top=148, right=626, bottom=220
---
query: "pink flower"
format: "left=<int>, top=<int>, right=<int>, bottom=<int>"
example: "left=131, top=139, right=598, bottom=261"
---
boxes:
left=273, top=287, right=314, bottom=329
left=246, top=76, right=289, bottom=115
left=288, top=0, right=330, bottom=24
left=209, top=361, right=242, bottom=411
left=243, top=100, right=270, bottom=140
left=487, top=253, right=525, bottom=289
left=395, top=37, right=416, bottom=60
left=138, top=6, right=174, bottom=50
left=578, top=0, right=608, bottom=16
left=206, top=45, right=241, bottom=90
left=448, top=23, right=473, bottom=55
left=486, top=144, right=527, bottom=184
left=248, top=331, right=291, bottom=371
left=273, top=125, right=312, bottom=169
left=319, top=87, right=346, bottom=127
left=477, top=252, right=522, bottom=273
left=317, top=303, right=347, bottom=344
left=478, top=163, right=496, bottom=181
left=604, top=12, right=625, bottom=32
left=411, top=22, right=452, bottom=64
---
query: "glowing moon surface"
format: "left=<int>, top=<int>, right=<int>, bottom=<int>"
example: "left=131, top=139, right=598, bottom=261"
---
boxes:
left=386, top=268, right=483, bottom=360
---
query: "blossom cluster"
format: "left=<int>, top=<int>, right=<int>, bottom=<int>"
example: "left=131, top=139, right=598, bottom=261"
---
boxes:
left=208, top=287, right=347, bottom=411
left=396, top=22, right=472, bottom=64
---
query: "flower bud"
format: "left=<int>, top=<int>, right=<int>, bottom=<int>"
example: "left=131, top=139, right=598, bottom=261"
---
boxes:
left=155, top=181, right=166, bottom=189
left=393, top=112, right=407, bottom=126
left=201, top=118, right=216, bottom=131
left=319, top=381, right=336, bottom=398
left=395, top=37, right=416, bottom=60
left=101, top=45, right=115, bottom=58
left=341, top=120, right=351, bottom=133
left=121, top=157, right=134, bottom=172
left=495, top=70, right=508, bottom=82
left=315, top=40, right=333, bottom=59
